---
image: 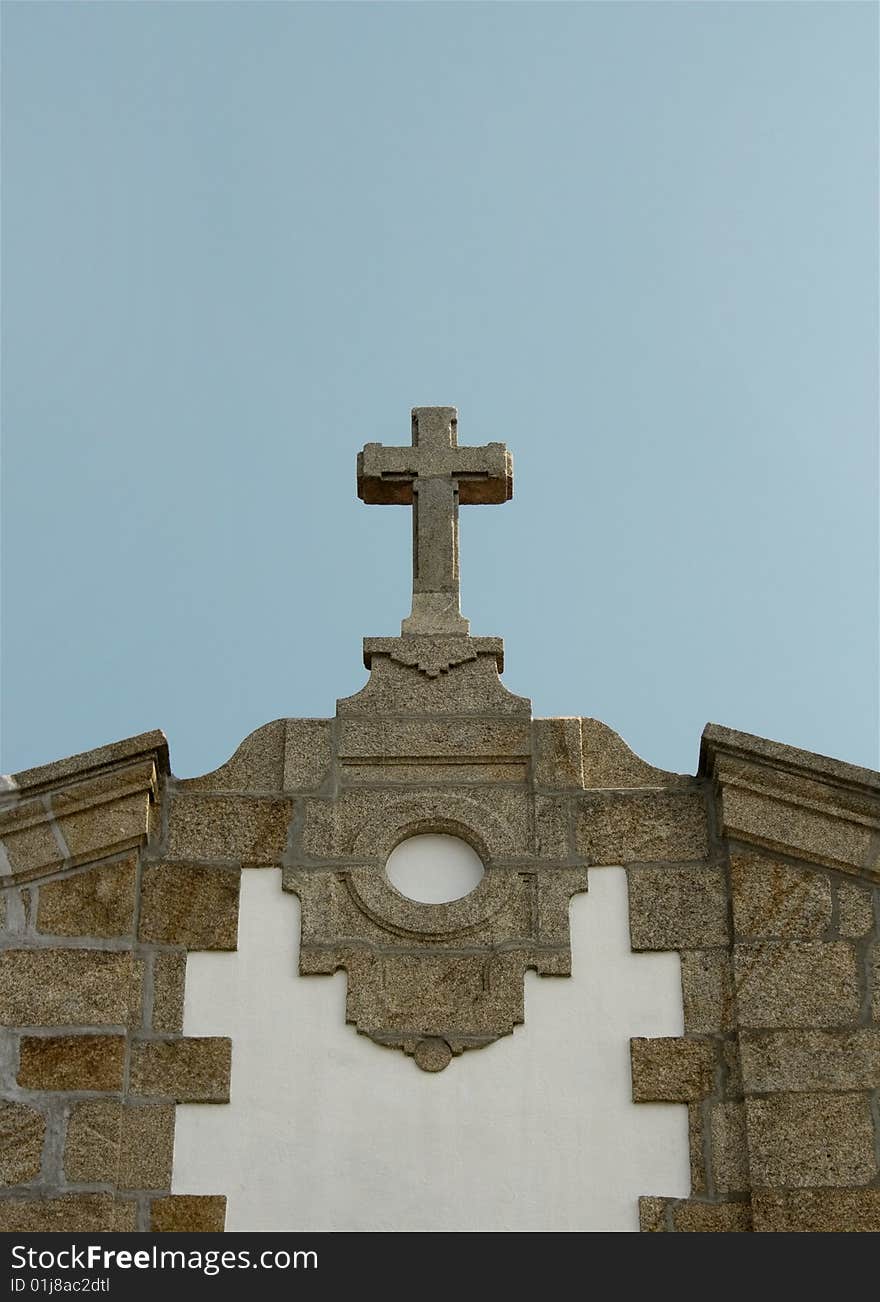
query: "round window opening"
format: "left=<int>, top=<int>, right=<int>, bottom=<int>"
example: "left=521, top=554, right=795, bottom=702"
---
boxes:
left=385, top=834, right=485, bottom=904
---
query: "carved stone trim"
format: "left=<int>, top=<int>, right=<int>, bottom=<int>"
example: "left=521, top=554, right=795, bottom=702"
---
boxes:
left=0, top=732, right=168, bottom=886
left=700, top=723, right=880, bottom=882
left=363, top=636, right=504, bottom=676
left=283, top=649, right=590, bottom=1068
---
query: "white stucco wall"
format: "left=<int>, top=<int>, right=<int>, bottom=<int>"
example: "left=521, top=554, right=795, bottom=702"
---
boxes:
left=173, top=862, right=689, bottom=1232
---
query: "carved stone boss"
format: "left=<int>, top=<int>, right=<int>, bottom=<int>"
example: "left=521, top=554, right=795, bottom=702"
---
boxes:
left=283, top=408, right=587, bottom=1070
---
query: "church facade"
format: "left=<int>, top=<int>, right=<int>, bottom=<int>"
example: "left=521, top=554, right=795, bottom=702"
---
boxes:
left=1, top=409, right=878, bottom=1232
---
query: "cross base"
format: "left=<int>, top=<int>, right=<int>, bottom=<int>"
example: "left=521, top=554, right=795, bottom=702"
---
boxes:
left=401, top=592, right=470, bottom=637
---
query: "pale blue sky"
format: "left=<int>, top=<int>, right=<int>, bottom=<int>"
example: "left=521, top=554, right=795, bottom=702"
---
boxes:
left=2, top=1, right=877, bottom=779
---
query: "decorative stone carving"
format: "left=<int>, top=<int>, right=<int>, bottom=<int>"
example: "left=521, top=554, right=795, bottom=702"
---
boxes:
left=279, top=410, right=590, bottom=1068
left=0, top=731, right=166, bottom=885
left=285, top=634, right=588, bottom=1070
left=701, top=723, right=880, bottom=881
left=363, top=635, right=502, bottom=679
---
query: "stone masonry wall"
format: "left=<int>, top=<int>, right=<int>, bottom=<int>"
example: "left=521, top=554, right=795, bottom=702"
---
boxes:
left=1, top=706, right=878, bottom=1232
left=0, top=733, right=227, bottom=1233
left=636, top=725, right=880, bottom=1232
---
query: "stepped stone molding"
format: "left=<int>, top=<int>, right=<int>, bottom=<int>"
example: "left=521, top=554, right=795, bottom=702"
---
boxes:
left=286, top=634, right=591, bottom=1069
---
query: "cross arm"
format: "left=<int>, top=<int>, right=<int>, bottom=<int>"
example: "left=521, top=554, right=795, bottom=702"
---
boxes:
left=357, top=442, right=513, bottom=505
left=455, top=444, right=513, bottom=504
left=358, top=445, right=419, bottom=504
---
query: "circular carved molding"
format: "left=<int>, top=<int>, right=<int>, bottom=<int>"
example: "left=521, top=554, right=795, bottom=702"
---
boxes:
left=349, top=792, right=516, bottom=862
left=347, top=862, right=518, bottom=938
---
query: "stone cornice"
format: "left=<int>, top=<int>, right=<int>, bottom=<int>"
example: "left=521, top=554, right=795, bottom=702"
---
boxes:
left=700, top=723, right=880, bottom=882
left=0, top=730, right=168, bottom=885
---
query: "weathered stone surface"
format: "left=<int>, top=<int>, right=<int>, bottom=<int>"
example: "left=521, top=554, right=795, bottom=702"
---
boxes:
left=0, top=821, right=65, bottom=881
left=680, top=949, right=736, bottom=1033
left=580, top=718, right=690, bottom=790
left=340, top=649, right=530, bottom=717
left=413, top=1038, right=453, bottom=1072
left=351, top=951, right=523, bottom=1038
left=180, top=721, right=284, bottom=793
left=534, top=796, right=569, bottom=862
left=291, top=831, right=586, bottom=1064
left=166, top=795, right=292, bottom=865
left=752, top=1189, right=880, bottom=1232
left=710, top=1102, right=750, bottom=1194
left=740, top=1029, right=880, bottom=1093
left=702, top=725, right=880, bottom=792
left=36, top=856, right=137, bottom=937
left=358, top=408, right=511, bottom=638
left=363, top=635, right=503, bottom=677
left=837, top=880, right=875, bottom=937
left=533, top=718, right=583, bottom=789
left=0, top=762, right=159, bottom=888
left=129, top=1037, right=231, bottom=1102
left=630, top=1037, right=716, bottom=1102
left=0, top=1195, right=137, bottom=1232
left=0, top=760, right=152, bottom=885
left=10, top=731, right=168, bottom=797
left=139, top=862, right=240, bottom=949
left=151, top=951, right=187, bottom=1033
left=298, top=863, right=533, bottom=954
left=628, top=864, right=729, bottom=951
left=340, top=718, right=529, bottom=766
left=638, top=1197, right=669, bottom=1231
left=872, top=942, right=880, bottom=1022
left=639, top=1198, right=752, bottom=1232
left=722, top=785, right=876, bottom=879
left=720, top=1041, right=743, bottom=1097
left=746, top=1093, right=877, bottom=1187
left=672, top=1200, right=753, bottom=1232
left=687, top=1102, right=707, bottom=1196
left=730, top=851, right=831, bottom=939
left=17, top=1034, right=126, bottom=1092
left=150, top=1195, right=227, bottom=1232
left=0, top=949, right=139, bottom=1026
left=65, top=1100, right=120, bottom=1183
left=54, top=791, right=152, bottom=870
left=129, top=957, right=145, bottom=1028
left=303, top=786, right=532, bottom=861
left=734, top=941, right=860, bottom=1028
left=65, top=1100, right=175, bottom=1188
left=702, top=724, right=880, bottom=879
left=284, top=719, right=333, bottom=792
left=343, top=760, right=527, bottom=785
left=578, top=792, right=708, bottom=865
left=0, top=1101, right=45, bottom=1185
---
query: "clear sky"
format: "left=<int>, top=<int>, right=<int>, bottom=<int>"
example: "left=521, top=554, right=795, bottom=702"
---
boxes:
left=2, top=1, right=877, bottom=780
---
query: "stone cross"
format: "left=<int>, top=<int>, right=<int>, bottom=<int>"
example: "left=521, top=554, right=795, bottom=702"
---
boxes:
left=358, top=407, right=513, bottom=635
